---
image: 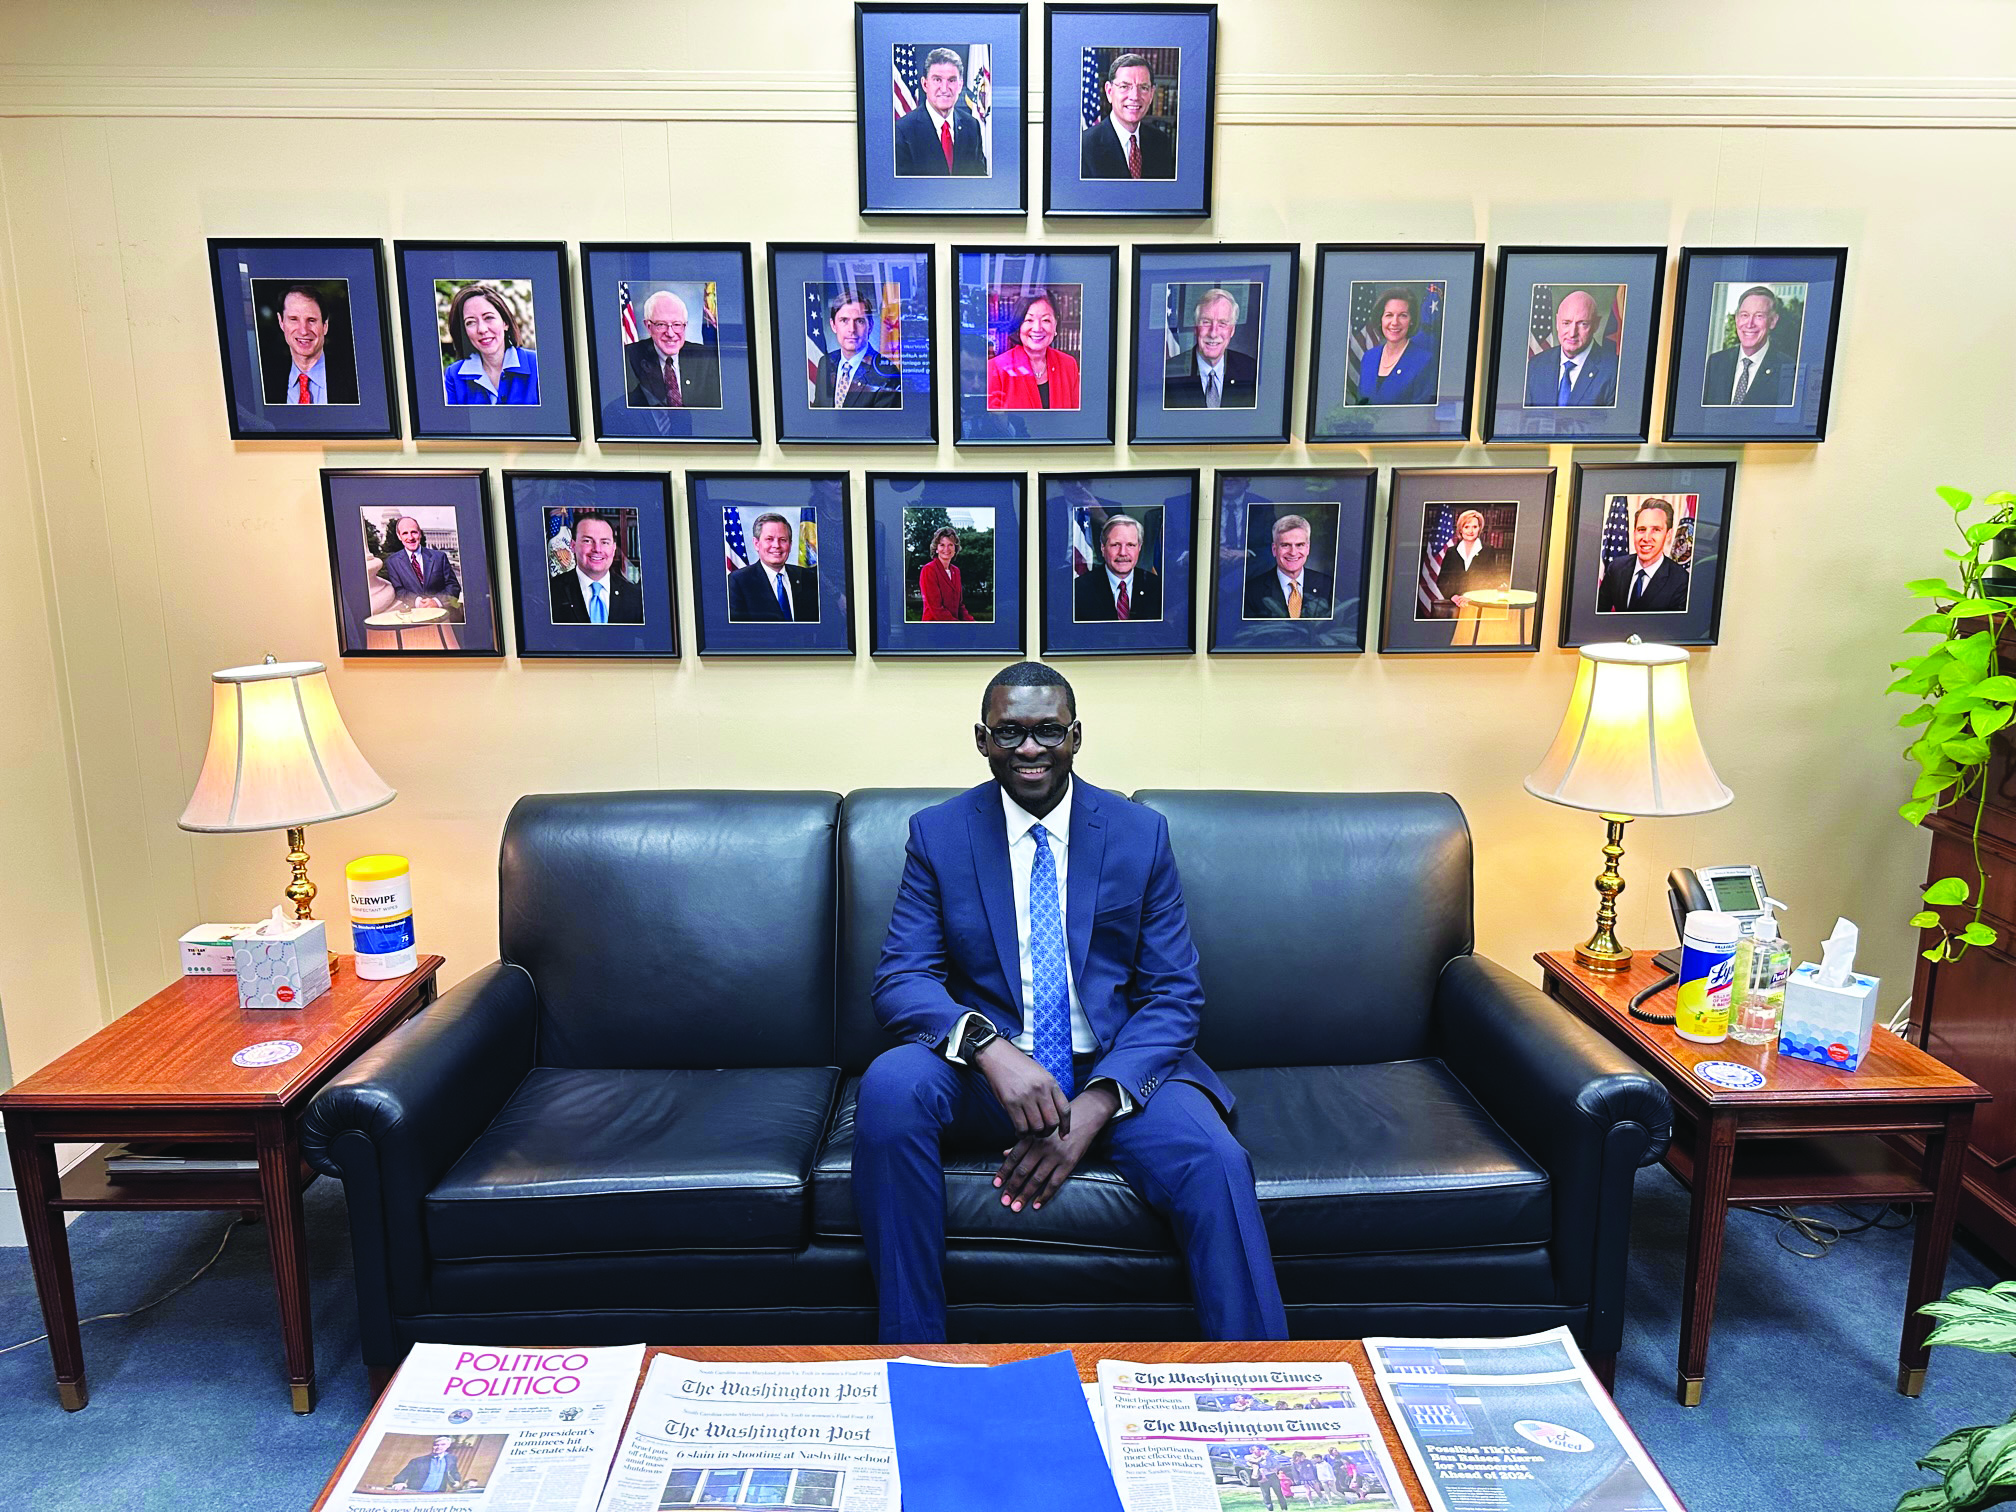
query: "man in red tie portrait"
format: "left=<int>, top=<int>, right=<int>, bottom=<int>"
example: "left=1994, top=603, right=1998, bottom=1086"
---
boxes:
left=893, top=47, right=989, bottom=178
left=622, top=289, right=724, bottom=410
left=1072, top=511, right=1163, bottom=623
left=260, top=281, right=359, bottom=406
left=1079, top=52, right=1177, bottom=181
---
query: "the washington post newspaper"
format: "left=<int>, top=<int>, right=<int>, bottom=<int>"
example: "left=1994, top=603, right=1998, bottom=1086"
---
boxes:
left=593, top=1355, right=900, bottom=1512
left=327, top=1342, right=645, bottom=1512
left=1364, top=1330, right=1683, bottom=1512
left=1096, top=1357, right=1413, bottom=1510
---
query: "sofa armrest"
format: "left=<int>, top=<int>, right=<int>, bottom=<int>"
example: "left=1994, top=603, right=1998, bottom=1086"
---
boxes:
left=1432, top=953, right=1673, bottom=1350
left=302, top=961, right=537, bottom=1359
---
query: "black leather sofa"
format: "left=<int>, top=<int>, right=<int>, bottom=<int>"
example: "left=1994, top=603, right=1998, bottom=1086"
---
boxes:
left=303, top=789, right=1671, bottom=1375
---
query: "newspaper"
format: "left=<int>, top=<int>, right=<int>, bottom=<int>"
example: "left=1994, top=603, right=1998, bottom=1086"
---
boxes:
left=594, top=1355, right=900, bottom=1512
left=325, top=1342, right=645, bottom=1512
left=1363, top=1329, right=1683, bottom=1512
left=1097, top=1357, right=1412, bottom=1510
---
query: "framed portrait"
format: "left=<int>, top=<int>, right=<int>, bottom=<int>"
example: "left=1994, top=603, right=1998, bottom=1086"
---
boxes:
left=685, top=472, right=854, bottom=656
left=1207, top=469, right=1376, bottom=655
left=578, top=243, right=760, bottom=445
left=867, top=472, right=1027, bottom=657
left=321, top=469, right=502, bottom=658
left=1379, top=467, right=1556, bottom=655
left=393, top=241, right=578, bottom=442
left=1039, top=470, right=1198, bottom=656
left=1559, top=461, right=1736, bottom=649
left=1128, top=245, right=1298, bottom=445
left=207, top=239, right=399, bottom=440
left=766, top=244, right=937, bottom=445
left=1042, top=4, right=1217, bottom=219
left=1663, top=247, right=1847, bottom=443
left=1482, top=247, right=1666, bottom=445
left=1305, top=244, right=1485, bottom=444
left=951, top=245, right=1118, bottom=446
left=856, top=4, right=1028, bottom=217
left=502, top=472, right=680, bottom=659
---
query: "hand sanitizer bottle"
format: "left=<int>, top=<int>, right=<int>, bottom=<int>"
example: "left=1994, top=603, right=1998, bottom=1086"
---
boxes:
left=1730, top=899, right=1791, bottom=1045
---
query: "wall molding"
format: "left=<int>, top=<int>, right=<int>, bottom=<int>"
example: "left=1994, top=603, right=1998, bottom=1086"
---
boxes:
left=3, top=67, right=2015, bottom=127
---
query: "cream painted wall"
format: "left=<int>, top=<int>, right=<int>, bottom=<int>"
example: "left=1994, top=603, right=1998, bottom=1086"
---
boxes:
left=4, top=0, right=2014, bottom=1080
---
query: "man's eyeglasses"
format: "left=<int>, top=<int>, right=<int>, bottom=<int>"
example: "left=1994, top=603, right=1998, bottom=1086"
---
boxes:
left=644, top=321, right=685, bottom=334
left=984, top=721, right=1076, bottom=749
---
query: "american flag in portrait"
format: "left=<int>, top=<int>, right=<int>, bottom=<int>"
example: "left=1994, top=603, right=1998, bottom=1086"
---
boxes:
left=1416, top=504, right=1457, bottom=617
left=1527, top=285, right=1555, bottom=357
left=723, top=506, right=749, bottom=575
left=892, top=43, right=920, bottom=120
left=1079, top=47, right=1106, bottom=130
left=618, top=282, right=640, bottom=345
left=1600, top=494, right=1632, bottom=572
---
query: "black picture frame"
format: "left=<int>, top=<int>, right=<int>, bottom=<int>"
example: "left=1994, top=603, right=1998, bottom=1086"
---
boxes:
left=1207, top=469, right=1377, bottom=655
left=1042, top=4, right=1217, bottom=219
left=1662, top=247, right=1848, bottom=443
left=1128, top=244, right=1299, bottom=446
left=321, top=469, right=503, bottom=658
left=1305, top=243, right=1485, bottom=445
left=1378, top=467, right=1556, bottom=655
left=867, top=472, right=1028, bottom=657
left=207, top=238, right=400, bottom=440
left=1559, top=460, right=1736, bottom=649
left=393, top=240, right=579, bottom=442
left=578, top=243, right=761, bottom=445
left=856, top=4, right=1029, bottom=217
left=1038, top=469, right=1199, bottom=656
left=684, top=472, right=856, bottom=656
left=766, top=244, right=939, bottom=446
left=502, top=471, right=681, bottom=659
left=1482, top=247, right=1667, bottom=445
left=952, top=245, right=1119, bottom=446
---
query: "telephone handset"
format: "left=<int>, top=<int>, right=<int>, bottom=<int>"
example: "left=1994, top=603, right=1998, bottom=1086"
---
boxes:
left=1654, top=865, right=1772, bottom=971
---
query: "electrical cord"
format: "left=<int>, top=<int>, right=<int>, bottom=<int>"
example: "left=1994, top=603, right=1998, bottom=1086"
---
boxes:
left=1627, top=969, right=1679, bottom=1025
left=1737, top=1202, right=1915, bottom=1259
left=0, top=1216, right=242, bottom=1356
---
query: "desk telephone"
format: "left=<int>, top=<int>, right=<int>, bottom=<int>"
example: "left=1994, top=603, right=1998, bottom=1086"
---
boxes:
left=1630, top=865, right=1775, bottom=1023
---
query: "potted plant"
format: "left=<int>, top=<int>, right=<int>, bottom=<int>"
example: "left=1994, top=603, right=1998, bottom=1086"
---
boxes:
left=1895, top=1279, right=2016, bottom=1510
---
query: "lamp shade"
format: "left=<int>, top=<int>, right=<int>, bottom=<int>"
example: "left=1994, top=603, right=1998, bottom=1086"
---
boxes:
left=178, top=660, right=395, bottom=833
left=1524, top=641, right=1732, bottom=818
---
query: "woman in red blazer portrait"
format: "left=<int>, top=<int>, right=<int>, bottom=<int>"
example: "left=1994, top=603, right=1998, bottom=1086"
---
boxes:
left=917, top=526, right=976, bottom=622
left=985, top=290, right=1081, bottom=412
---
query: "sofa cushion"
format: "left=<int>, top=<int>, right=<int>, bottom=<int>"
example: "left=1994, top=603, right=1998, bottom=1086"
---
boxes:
left=427, top=1067, right=840, bottom=1260
left=816, top=1060, right=1549, bottom=1259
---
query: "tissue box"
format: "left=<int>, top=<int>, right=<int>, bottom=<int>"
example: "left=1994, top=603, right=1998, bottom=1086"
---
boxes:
left=231, top=917, right=332, bottom=1010
left=179, top=924, right=251, bottom=975
left=1778, top=962, right=1881, bottom=1071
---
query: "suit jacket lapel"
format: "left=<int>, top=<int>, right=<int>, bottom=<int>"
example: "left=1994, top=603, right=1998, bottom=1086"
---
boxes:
left=1067, top=785, right=1106, bottom=989
left=966, top=792, right=1022, bottom=1022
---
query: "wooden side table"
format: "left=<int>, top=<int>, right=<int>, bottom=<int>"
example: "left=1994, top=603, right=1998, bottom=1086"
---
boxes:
left=1537, top=949, right=1988, bottom=1406
left=0, top=954, right=442, bottom=1414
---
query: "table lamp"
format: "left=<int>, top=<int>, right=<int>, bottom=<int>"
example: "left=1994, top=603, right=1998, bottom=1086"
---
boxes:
left=1524, top=639, right=1731, bottom=971
left=177, top=656, right=395, bottom=922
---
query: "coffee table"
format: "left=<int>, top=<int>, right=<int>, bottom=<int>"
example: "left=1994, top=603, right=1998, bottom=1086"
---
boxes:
left=1538, top=949, right=1988, bottom=1406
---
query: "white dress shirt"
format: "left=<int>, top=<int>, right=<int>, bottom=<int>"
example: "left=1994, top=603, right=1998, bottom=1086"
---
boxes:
left=576, top=568, right=613, bottom=621
left=1106, top=115, right=1142, bottom=166
left=1453, top=539, right=1482, bottom=570
left=1194, top=354, right=1226, bottom=407
left=765, top=564, right=794, bottom=616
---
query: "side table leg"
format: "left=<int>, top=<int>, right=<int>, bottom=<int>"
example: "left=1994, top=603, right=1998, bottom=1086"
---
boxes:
left=4, top=1119, right=87, bottom=1409
left=1677, top=1109, right=1738, bottom=1407
left=256, top=1113, right=316, bottom=1413
left=1899, top=1104, right=1975, bottom=1397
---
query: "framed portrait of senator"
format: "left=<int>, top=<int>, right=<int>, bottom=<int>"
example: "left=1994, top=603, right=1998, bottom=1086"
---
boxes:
left=321, top=469, right=502, bottom=659
left=685, top=472, right=854, bottom=656
left=867, top=472, right=1027, bottom=657
left=1042, top=4, right=1217, bottom=219
left=1128, top=245, right=1297, bottom=446
left=1663, top=247, right=1847, bottom=443
left=1039, top=470, right=1198, bottom=656
left=1559, top=460, right=1735, bottom=649
left=856, top=4, right=1028, bottom=217
left=952, top=245, right=1118, bottom=446
left=502, top=472, right=680, bottom=660
left=766, top=244, right=937, bottom=445
left=1306, top=244, right=1485, bottom=444
left=393, top=241, right=578, bottom=442
left=207, top=239, right=399, bottom=440
left=1482, top=247, right=1666, bottom=445
left=1207, top=469, right=1376, bottom=655
left=578, top=243, right=760, bottom=445
left=1378, top=467, right=1556, bottom=655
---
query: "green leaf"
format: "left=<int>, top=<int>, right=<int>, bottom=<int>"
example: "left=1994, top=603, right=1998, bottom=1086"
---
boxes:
left=1923, top=1426, right=1989, bottom=1471
left=1973, top=676, right=2016, bottom=702
left=1941, top=662, right=1988, bottom=692
left=1973, top=707, right=2014, bottom=738
left=1901, top=706, right=1938, bottom=727
left=1945, top=738, right=1994, bottom=765
left=1907, top=613, right=1960, bottom=635
left=1951, top=599, right=2005, bottom=618
left=1902, top=799, right=1938, bottom=826
left=1961, top=923, right=2000, bottom=947
left=1911, top=911, right=1944, bottom=928
left=1926, top=878, right=1973, bottom=905
left=1914, top=773, right=1958, bottom=801
left=1954, top=632, right=2000, bottom=669
left=1910, top=577, right=1966, bottom=599
left=1939, top=485, right=1975, bottom=511
left=1894, top=1485, right=1950, bottom=1511
left=1927, top=944, right=1951, bottom=962
left=1892, top=671, right=1940, bottom=697
left=1925, top=1315, right=2016, bottom=1352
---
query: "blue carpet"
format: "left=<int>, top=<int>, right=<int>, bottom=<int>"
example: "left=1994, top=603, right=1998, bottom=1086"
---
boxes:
left=0, top=1169, right=2009, bottom=1509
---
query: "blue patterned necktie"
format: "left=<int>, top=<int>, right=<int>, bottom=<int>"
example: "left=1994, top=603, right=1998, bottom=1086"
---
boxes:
left=1557, top=358, right=1575, bottom=406
left=1026, top=823, right=1075, bottom=1099
left=774, top=571, right=791, bottom=618
left=590, top=582, right=606, bottom=624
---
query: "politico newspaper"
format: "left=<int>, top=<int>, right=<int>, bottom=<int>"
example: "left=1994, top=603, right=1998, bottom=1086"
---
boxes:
left=327, top=1342, right=644, bottom=1512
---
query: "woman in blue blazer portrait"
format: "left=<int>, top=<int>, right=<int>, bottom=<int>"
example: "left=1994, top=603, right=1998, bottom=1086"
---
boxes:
left=1352, top=286, right=1438, bottom=406
left=441, top=282, right=540, bottom=405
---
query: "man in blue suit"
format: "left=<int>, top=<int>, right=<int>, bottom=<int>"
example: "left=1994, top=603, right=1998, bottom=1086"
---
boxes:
left=853, top=661, right=1288, bottom=1344
left=1522, top=289, right=1618, bottom=408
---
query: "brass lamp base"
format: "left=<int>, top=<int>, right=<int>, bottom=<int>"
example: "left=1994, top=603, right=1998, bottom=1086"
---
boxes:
left=1572, top=814, right=1635, bottom=973
left=281, top=825, right=341, bottom=975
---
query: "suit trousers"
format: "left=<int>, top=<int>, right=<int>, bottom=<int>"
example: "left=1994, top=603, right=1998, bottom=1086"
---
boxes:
left=852, top=1041, right=1288, bottom=1343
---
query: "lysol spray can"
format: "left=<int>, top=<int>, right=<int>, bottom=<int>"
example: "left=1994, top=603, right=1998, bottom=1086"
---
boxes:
left=345, top=854, right=417, bottom=979
left=1674, top=911, right=1741, bottom=1043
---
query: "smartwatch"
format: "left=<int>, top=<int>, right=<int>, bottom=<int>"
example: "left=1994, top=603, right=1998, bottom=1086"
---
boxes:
left=958, top=1019, right=1000, bottom=1061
